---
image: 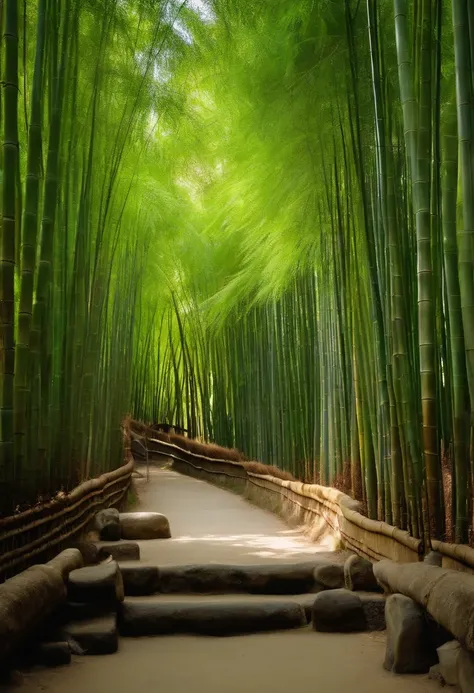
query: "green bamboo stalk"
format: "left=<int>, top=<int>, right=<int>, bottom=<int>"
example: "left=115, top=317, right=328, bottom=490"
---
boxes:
left=0, top=0, right=19, bottom=495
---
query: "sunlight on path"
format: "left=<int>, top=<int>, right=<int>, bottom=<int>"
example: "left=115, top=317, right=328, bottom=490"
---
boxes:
left=132, top=467, right=338, bottom=565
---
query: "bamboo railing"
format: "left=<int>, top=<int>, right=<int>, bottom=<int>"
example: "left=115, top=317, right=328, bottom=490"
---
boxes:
left=146, top=436, right=424, bottom=565
left=0, top=459, right=133, bottom=582
left=148, top=433, right=474, bottom=571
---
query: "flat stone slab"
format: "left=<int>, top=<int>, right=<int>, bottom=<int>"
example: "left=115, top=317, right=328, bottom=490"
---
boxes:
left=120, top=512, right=171, bottom=540
left=120, top=565, right=160, bottom=596
left=119, top=599, right=306, bottom=636
left=63, top=615, right=118, bottom=655
left=95, top=541, right=140, bottom=562
left=157, top=562, right=323, bottom=595
left=67, top=561, right=124, bottom=604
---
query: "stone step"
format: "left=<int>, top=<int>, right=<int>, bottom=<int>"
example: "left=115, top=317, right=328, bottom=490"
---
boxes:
left=123, top=592, right=320, bottom=621
left=118, top=597, right=307, bottom=636
left=118, top=561, right=326, bottom=596
left=62, top=614, right=119, bottom=655
left=67, top=561, right=124, bottom=604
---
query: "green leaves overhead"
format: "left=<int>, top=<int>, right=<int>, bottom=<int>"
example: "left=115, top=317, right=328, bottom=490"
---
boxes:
left=134, top=0, right=474, bottom=545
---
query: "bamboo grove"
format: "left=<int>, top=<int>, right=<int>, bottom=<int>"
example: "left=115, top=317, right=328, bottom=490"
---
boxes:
left=3, top=0, right=474, bottom=549
left=0, top=0, right=191, bottom=514
left=132, top=0, right=474, bottom=547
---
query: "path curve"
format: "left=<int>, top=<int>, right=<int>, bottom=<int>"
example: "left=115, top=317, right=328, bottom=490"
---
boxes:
left=12, top=466, right=438, bottom=693
left=133, top=466, right=339, bottom=565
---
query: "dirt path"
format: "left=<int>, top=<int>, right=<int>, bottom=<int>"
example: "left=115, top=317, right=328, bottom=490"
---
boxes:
left=132, top=466, right=339, bottom=564
left=11, top=467, right=439, bottom=693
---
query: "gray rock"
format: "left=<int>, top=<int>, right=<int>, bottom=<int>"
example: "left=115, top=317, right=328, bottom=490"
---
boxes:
left=119, top=512, right=171, bottom=540
left=120, top=565, right=160, bottom=596
left=63, top=615, right=118, bottom=655
left=67, top=561, right=124, bottom=604
left=384, top=594, right=437, bottom=674
left=119, top=599, right=306, bottom=636
left=94, top=508, right=121, bottom=541
left=360, top=593, right=386, bottom=630
left=157, top=562, right=320, bottom=595
left=344, top=555, right=379, bottom=592
left=95, top=541, right=140, bottom=562
left=437, top=640, right=461, bottom=685
left=35, top=642, right=71, bottom=667
left=424, top=551, right=443, bottom=566
left=312, top=589, right=366, bottom=632
left=458, top=648, right=474, bottom=693
left=313, top=562, right=344, bottom=589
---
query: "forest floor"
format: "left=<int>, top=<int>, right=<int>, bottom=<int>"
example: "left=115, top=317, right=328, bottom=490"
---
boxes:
left=11, top=467, right=438, bottom=693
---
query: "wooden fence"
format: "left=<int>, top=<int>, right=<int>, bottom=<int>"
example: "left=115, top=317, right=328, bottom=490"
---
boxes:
left=145, top=435, right=474, bottom=572
left=0, top=459, right=133, bottom=582
left=146, top=437, right=424, bottom=565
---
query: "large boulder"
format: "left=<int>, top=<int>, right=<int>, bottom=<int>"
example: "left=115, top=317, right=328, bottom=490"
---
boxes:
left=67, top=561, right=124, bottom=604
left=312, top=589, right=366, bottom=632
left=384, top=594, right=437, bottom=674
left=119, top=599, right=306, bottom=636
left=313, top=562, right=344, bottom=589
left=119, top=512, right=171, bottom=540
left=374, top=560, right=474, bottom=651
left=94, top=509, right=121, bottom=542
left=458, top=648, right=474, bottom=693
left=344, top=555, right=379, bottom=592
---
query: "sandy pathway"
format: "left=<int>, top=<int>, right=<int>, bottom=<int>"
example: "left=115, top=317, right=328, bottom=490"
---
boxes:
left=132, top=466, right=339, bottom=564
left=10, top=467, right=439, bottom=693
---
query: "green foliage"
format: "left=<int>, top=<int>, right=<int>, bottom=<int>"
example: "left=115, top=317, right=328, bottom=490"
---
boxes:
left=133, top=0, right=474, bottom=545
left=3, top=0, right=474, bottom=549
